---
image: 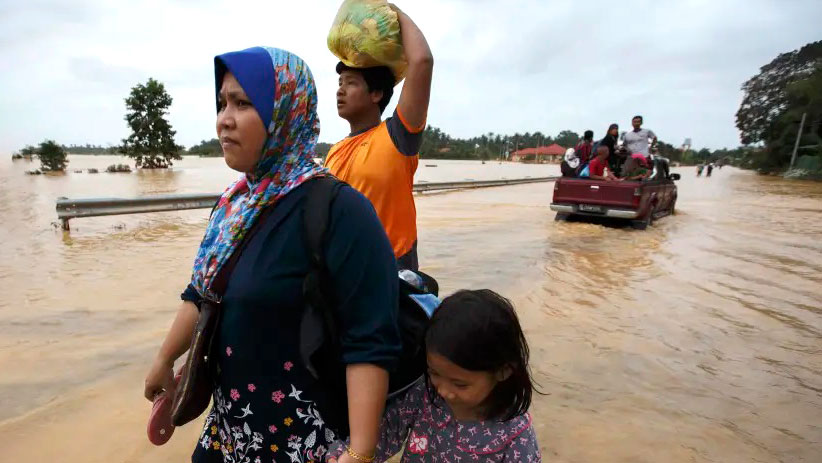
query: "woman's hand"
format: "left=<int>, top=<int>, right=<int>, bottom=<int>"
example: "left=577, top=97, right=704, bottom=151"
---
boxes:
left=143, top=300, right=199, bottom=401
left=144, top=356, right=175, bottom=401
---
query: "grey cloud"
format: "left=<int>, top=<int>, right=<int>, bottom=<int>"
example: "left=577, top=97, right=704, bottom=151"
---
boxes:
left=2, top=0, right=822, bottom=153
left=68, top=57, right=144, bottom=85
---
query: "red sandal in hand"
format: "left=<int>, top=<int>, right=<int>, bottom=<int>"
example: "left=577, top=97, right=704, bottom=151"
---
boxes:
left=147, top=371, right=182, bottom=446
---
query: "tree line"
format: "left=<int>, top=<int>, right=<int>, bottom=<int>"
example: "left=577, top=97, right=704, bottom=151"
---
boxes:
left=187, top=139, right=334, bottom=158
left=735, top=40, right=822, bottom=174
left=16, top=40, right=820, bottom=175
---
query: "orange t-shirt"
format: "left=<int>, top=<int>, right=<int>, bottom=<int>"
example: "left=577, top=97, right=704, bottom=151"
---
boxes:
left=325, top=108, right=422, bottom=258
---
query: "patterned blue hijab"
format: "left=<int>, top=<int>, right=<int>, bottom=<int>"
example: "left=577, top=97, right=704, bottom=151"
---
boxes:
left=190, top=47, right=326, bottom=295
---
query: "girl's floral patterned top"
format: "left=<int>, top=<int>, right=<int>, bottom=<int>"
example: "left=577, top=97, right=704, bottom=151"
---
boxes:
left=327, top=379, right=542, bottom=463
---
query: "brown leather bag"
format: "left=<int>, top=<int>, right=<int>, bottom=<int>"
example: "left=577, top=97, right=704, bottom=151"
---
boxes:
left=171, top=205, right=277, bottom=427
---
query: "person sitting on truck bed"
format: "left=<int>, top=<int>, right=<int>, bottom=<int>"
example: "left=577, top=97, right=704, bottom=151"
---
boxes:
left=588, top=145, right=619, bottom=181
left=574, top=130, right=595, bottom=164
left=621, top=153, right=651, bottom=181
left=599, top=124, right=623, bottom=176
left=599, top=124, right=618, bottom=159
left=611, top=146, right=629, bottom=178
left=561, top=147, right=579, bottom=177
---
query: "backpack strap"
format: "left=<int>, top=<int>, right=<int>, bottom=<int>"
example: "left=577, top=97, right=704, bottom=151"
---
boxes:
left=301, top=175, right=346, bottom=361
left=303, top=176, right=345, bottom=272
left=299, top=175, right=349, bottom=436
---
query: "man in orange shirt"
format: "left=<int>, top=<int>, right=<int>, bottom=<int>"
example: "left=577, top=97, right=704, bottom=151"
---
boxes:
left=324, top=5, right=433, bottom=271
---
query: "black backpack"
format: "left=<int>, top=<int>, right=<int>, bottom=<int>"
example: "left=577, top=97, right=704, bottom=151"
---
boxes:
left=298, top=176, right=439, bottom=438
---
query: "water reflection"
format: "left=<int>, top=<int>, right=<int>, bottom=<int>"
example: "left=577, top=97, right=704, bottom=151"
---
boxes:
left=0, top=157, right=820, bottom=461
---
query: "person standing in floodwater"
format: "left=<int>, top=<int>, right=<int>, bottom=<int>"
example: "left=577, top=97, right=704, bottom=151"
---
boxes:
left=143, top=47, right=401, bottom=463
left=324, top=5, right=433, bottom=271
left=327, top=290, right=543, bottom=463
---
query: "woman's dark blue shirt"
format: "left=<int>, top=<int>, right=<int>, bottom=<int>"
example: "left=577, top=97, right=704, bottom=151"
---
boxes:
left=182, top=181, right=400, bottom=462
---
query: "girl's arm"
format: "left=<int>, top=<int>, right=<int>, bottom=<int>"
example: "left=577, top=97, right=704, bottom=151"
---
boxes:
left=328, top=380, right=425, bottom=462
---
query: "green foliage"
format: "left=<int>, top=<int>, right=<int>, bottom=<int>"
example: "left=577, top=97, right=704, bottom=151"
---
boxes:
left=106, top=164, right=132, bottom=173
left=316, top=142, right=333, bottom=159
left=63, top=144, right=116, bottom=155
left=554, top=130, right=580, bottom=148
left=13, top=145, right=36, bottom=160
left=121, top=78, right=183, bottom=168
left=187, top=139, right=334, bottom=160
left=188, top=138, right=222, bottom=157
left=37, top=140, right=69, bottom=172
left=736, top=40, right=822, bottom=145
left=795, top=155, right=821, bottom=171
left=655, top=140, right=680, bottom=161
left=765, top=67, right=822, bottom=169
left=734, top=41, right=822, bottom=175
left=418, top=126, right=586, bottom=160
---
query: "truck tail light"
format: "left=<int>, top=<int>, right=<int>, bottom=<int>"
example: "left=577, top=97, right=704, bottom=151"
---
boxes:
left=632, top=188, right=642, bottom=207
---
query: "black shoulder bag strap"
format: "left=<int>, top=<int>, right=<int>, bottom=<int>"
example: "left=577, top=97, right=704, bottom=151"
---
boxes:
left=172, top=199, right=278, bottom=426
left=302, top=175, right=346, bottom=340
left=299, top=175, right=348, bottom=436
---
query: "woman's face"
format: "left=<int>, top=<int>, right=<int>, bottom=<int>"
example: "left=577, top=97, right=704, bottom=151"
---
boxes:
left=609, top=126, right=619, bottom=136
left=216, top=72, right=267, bottom=173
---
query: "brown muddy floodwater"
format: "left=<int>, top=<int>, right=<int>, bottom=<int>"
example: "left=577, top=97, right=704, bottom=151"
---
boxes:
left=1, top=156, right=820, bottom=462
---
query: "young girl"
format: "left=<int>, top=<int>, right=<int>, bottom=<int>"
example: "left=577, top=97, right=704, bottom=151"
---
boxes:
left=328, top=289, right=542, bottom=463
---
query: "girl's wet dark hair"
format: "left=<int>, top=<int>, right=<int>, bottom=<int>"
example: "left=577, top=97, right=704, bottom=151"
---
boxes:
left=425, top=289, right=534, bottom=422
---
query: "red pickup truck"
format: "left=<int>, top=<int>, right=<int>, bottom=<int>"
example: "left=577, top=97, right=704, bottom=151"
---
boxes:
left=550, top=164, right=680, bottom=229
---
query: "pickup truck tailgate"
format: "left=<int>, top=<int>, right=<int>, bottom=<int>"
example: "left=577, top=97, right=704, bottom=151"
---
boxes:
left=553, top=179, right=637, bottom=207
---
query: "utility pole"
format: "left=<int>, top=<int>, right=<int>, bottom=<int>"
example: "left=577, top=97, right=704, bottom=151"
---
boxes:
left=789, top=112, right=807, bottom=170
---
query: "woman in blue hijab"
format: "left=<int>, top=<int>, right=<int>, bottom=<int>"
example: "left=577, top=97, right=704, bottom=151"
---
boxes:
left=144, top=47, right=401, bottom=463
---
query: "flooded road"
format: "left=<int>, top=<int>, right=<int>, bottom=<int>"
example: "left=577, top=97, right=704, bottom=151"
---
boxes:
left=1, top=156, right=819, bottom=462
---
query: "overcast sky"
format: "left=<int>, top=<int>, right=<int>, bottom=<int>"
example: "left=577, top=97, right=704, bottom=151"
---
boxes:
left=1, top=0, right=820, bottom=154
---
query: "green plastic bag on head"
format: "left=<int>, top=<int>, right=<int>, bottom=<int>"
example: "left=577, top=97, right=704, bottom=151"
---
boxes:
left=328, top=0, right=407, bottom=83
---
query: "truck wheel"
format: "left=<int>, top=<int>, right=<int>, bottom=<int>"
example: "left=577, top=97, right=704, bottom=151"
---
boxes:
left=670, top=200, right=677, bottom=215
left=632, top=214, right=652, bottom=230
left=555, top=212, right=570, bottom=221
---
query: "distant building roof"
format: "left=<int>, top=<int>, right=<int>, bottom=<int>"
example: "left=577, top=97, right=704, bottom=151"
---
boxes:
left=512, top=143, right=566, bottom=157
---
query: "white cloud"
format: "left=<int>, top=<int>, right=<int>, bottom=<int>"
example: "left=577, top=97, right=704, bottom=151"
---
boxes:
left=0, top=0, right=820, bottom=153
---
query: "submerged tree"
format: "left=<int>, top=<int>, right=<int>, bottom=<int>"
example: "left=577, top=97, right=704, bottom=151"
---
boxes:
left=37, top=140, right=69, bottom=172
left=121, top=78, right=182, bottom=168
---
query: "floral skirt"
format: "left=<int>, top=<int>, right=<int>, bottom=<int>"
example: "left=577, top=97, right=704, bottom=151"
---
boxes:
left=192, top=383, right=337, bottom=463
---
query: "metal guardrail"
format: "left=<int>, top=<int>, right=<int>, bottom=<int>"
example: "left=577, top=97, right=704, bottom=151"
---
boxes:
left=56, top=176, right=558, bottom=230
left=413, top=176, right=556, bottom=192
